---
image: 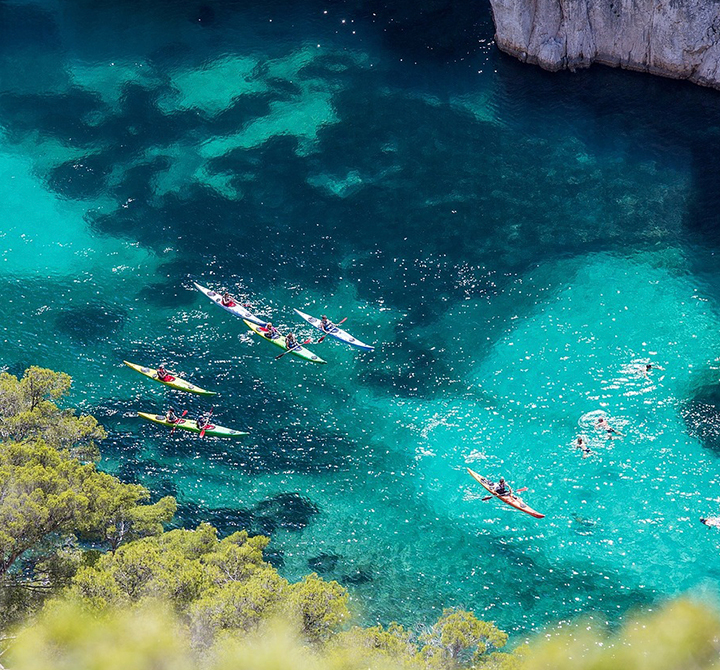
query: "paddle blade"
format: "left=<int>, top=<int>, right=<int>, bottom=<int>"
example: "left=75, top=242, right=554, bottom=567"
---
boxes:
left=198, top=408, right=214, bottom=438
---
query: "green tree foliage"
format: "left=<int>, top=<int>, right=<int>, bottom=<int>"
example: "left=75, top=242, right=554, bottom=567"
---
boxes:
left=5, top=601, right=492, bottom=670
left=12, top=597, right=716, bottom=670
left=9, top=601, right=194, bottom=670
left=0, top=367, right=106, bottom=461
left=524, top=599, right=720, bottom=670
left=0, top=367, right=175, bottom=627
left=0, top=439, right=173, bottom=584
left=420, top=608, right=509, bottom=668
left=328, top=622, right=421, bottom=669
left=69, top=523, right=349, bottom=645
left=286, top=573, right=349, bottom=643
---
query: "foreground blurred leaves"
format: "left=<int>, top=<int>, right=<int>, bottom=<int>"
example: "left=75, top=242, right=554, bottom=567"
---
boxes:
left=0, top=367, right=175, bottom=627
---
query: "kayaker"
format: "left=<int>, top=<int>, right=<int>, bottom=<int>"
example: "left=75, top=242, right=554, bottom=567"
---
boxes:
left=643, top=363, right=652, bottom=378
left=494, top=477, right=512, bottom=496
left=221, top=291, right=235, bottom=307
left=320, top=315, right=335, bottom=333
left=156, top=364, right=172, bottom=382
left=263, top=322, right=280, bottom=339
left=576, top=436, right=592, bottom=457
left=285, top=332, right=298, bottom=350
left=196, top=412, right=212, bottom=430
left=165, top=408, right=179, bottom=423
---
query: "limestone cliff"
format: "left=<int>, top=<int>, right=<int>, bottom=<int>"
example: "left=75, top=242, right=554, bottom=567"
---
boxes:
left=490, top=0, right=720, bottom=88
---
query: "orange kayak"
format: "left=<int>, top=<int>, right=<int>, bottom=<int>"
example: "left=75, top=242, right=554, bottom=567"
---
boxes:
left=467, top=468, right=545, bottom=519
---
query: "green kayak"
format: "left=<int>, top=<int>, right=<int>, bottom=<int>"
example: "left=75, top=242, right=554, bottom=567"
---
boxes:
left=243, top=320, right=326, bottom=364
left=124, top=361, right=217, bottom=396
left=138, top=412, right=249, bottom=437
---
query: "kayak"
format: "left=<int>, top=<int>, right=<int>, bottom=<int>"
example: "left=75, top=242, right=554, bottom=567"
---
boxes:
left=243, top=319, right=327, bottom=364
left=701, top=517, right=720, bottom=528
left=467, top=468, right=545, bottom=519
left=293, top=309, right=374, bottom=351
left=138, top=412, right=249, bottom=437
left=123, top=361, right=217, bottom=396
left=194, top=282, right=266, bottom=327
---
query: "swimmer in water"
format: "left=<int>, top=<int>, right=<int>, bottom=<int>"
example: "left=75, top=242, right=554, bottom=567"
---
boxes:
left=576, top=436, right=592, bottom=458
left=596, top=416, right=623, bottom=439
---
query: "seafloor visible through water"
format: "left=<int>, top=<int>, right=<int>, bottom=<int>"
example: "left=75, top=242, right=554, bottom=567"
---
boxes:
left=3, top=0, right=720, bottom=636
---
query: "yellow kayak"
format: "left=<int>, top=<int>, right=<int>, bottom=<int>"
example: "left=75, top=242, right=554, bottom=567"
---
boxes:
left=123, top=361, right=218, bottom=396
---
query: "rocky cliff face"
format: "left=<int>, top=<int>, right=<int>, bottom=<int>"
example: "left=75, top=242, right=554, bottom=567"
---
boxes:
left=490, top=0, right=720, bottom=88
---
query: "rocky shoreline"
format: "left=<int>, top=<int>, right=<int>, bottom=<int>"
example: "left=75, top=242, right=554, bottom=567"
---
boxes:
left=489, top=0, right=720, bottom=89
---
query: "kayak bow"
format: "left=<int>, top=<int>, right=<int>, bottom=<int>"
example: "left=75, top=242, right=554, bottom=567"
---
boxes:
left=123, top=361, right=217, bottom=396
left=293, top=308, right=374, bottom=351
left=243, top=320, right=326, bottom=364
left=194, top=282, right=267, bottom=327
left=467, top=468, right=545, bottom=519
left=138, top=412, right=248, bottom=437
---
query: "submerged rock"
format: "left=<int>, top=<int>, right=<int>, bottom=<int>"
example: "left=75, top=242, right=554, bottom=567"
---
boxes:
left=490, top=0, right=720, bottom=90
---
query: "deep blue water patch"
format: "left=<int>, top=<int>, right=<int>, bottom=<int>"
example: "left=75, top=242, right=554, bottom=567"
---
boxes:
left=55, top=305, right=126, bottom=344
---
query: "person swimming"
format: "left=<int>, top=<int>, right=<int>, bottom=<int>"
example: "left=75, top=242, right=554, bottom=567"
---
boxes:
left=576, top=436, right=592, bottom=457
left=596, top=417, right=622, bottom=439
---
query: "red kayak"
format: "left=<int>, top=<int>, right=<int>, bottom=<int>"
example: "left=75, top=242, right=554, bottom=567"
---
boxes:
left=467, top=468, right=545, bottom=519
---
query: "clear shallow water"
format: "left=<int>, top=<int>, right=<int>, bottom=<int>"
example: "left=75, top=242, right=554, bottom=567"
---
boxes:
left=3, top=0, right=720, bottom=636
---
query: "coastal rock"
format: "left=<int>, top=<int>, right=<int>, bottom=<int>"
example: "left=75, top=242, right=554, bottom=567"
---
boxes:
left=490, top=0, right=720, bottom=88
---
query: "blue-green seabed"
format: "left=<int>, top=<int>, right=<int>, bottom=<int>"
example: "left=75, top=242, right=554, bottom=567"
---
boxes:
left=3, top=0, right=720, bottom=637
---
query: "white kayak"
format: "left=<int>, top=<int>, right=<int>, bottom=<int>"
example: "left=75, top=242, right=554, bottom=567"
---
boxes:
left=194, top=282, right=266, bottom=327
left=293, top=309, right=374, bottom=351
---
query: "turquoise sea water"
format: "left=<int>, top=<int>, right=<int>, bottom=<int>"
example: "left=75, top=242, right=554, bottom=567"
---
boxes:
left=3, top=0, right=720, bottom=637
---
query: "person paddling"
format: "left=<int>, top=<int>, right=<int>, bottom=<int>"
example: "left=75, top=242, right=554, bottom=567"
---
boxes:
left=576, top=436, right=592, bottom=457
left=196, top=412, right=212, bottom=431
left=262, top=322, right=279, bottom=339
left=165, top=407, right=179, bottom=423
left=642, top=363, right=652, bottom=379
left=221, top=291, right=235, bottom=307
left=156, top=364, right=172, bottom=382
left=320, top=315, right=335, bottom=333
left=285, top=332, right=299, bottom=350
left=494, top=477, right=512, bottom=496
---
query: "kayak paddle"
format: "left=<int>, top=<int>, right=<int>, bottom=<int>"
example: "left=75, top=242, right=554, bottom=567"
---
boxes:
left=318, top=317, right=347, bottom=343
left=275, top=339, right=311, bottom=360
left=482, top=486, right=528, bottom=502
left=199, top=408, right=214, bottom=438
left=170, top=410, right=188, bottom=435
